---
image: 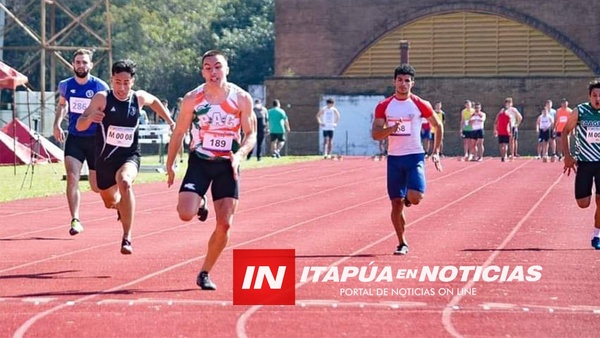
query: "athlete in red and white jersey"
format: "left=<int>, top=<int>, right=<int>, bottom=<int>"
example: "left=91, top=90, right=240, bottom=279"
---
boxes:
left=372, top=64, right=443, bottom=256
left=187, top=83, right=245, bottom=160
left=375, top=93, right=434, bottom=156
left=166, top=50, right=256, bottom=291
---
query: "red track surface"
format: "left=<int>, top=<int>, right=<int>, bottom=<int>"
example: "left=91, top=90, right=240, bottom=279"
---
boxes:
left=1, top=157, right=599, bottom=337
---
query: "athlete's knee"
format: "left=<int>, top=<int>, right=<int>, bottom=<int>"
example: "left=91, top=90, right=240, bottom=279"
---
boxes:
left=577, top=198, right=591, bottom=208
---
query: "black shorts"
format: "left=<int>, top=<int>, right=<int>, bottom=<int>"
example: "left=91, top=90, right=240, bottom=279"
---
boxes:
left=179, top=154, right=239, bottom=200
left=511, top=127, right=519, bottom=140
left=575, top=161, right=600, bottom=199
left=322, top=130, right=334, bottom=139
left=270, top=133, right=286, bottom=142
left=462, top=130, right=472, bottom=139
left=555, top=131, right=563, bottom=138
left=95, top=154, right=140, bottom=190
left=538, top=129, right=551, bottom=142
left=470, top=129, right=484, bottom=139
left=498, top=135, right=510, bottom=144
left=64, top=134, right=96, bottom=170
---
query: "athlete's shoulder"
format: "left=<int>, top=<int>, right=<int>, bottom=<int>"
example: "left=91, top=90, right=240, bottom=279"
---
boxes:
left=90, top=75, right=109, bottom=90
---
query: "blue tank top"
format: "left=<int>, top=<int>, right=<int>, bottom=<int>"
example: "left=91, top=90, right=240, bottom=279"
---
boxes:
left=58, top=75, right=109, bottom=137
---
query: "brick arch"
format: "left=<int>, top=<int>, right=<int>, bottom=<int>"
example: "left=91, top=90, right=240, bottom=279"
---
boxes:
left=342, top=3, right=600, bottom=75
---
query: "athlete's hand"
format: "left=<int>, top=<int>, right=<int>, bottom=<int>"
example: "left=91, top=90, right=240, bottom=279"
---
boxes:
left=166, top=164, right=176, bottom=187
left=230, top=151, right=242, bottom=180
left=90, top=110, right=105, bottom=123
left=563, top=156, right=577, bottom=176
left=53, top=125, right=65, bottom=143
left=431, top=153, right=443, bottom=172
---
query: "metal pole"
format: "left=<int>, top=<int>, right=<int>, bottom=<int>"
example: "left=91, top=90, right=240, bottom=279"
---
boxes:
left=345, top=130, right=348, bottom=156
left=40, top=0, right=46, bottom=135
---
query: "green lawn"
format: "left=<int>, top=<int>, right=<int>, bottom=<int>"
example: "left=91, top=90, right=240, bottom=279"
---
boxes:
left=0, top=155, right=320, bottom=202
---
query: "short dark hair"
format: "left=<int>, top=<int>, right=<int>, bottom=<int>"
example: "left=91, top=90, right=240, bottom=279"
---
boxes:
left=326, top=98, right=334, bottom=104
left=273, top=99, right=281, bottom=107
left=111, top=59, right=136, bottom=77
left=72, top=49, right=93, bottom=62
left=589, top=78, right=600, bottom=95
left=394, top=64, right=416, bottom=79
left=202, top=50, right=227, bottom=65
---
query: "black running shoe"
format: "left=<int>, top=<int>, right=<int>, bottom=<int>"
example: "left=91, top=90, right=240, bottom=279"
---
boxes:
left=196, top=271, right=217, bottom=290
left=197, top=196, right=209, bottom=222
left=394, top=244, right=409, bottom=255
left=120, top=238, right=133, bottom=255
left=404, top=198, right=412, bottom=207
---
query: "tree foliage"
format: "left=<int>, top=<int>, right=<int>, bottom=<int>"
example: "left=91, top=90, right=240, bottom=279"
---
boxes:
left=2, top=0, right=274, bottom=103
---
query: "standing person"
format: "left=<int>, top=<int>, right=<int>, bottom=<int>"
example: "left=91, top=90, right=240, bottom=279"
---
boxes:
left=536, top=106, right=554, bottom=162
left=494, top=105, right=512, bottom=162
left=459, top=100, right=474, bottom=161
left=52, top=49, right=109, bottom=236
left=371, top=64, right=443, bottom=256
left=316, top=98, right=341, bottom=159
left=501, top=97, right=523, bottom=159
left=268, top=99, right=290, bottom=158
left=554, top=98, right=572, bottom=161
left=562, top=78, right=600, bottom=249
left=431, top=101, right=445, bottom=156
left=166, top=50, right=256, bottom=290
left=469, top=102, right=486, bottom=161
left=420, top=116, right=432, bottom=157
left=76, top=59, right=174, bottom=254
left=247, top=98, right=268, bottom=161
left=545, top=99, right=558, bottom=160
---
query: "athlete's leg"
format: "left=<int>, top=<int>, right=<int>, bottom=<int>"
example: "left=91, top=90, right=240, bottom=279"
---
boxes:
left=201, top=197, right=237, bottom=273
left=65, top=156, right=83, bottom=220
left=115, top=162, right=138, bottom=241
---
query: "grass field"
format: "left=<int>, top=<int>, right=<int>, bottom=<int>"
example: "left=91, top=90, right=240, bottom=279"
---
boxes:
left=0, top=155, right=320, bottom=202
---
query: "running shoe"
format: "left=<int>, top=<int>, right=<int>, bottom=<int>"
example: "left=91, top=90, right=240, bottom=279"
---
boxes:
left=404, top=198, right=412, bottom=208
left=196, top=271, right=217, bottom=290
left=197, top=196, right=209, bottom=222
left=592, top=237, right=600, bottom=250
left=121, top=238, right=133, bottom=255
left=394, top=244, right=409, bottom=255
left=69, top=218, right=83, bottom=236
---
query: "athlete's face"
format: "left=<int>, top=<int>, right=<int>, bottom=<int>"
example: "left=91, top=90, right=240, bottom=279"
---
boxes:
left=393, top=74, right=413, bottom=97
left=72, top=54, right=92, bottom=79
left=590, top=88, right=600, bottom=110
left=201, top=55, right=229, bottom=86
left=111, top=71, right=135, bottom=100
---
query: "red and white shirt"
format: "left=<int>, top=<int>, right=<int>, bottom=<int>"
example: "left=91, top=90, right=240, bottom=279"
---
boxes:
left=374, top=94, right=434, bottom=156
left=189, top=83, right=243, bottom=160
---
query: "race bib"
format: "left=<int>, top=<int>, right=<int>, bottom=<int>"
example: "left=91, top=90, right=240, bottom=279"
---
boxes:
left=586, top=127, right=600, bottom=143
left=389, top=118, right=411, bottom=136
left=106, top=125, right=135, bottom=147
left=539, top=119, right=552, bottom=130
left=559, top=116, right=568, bottom=123
left=69, top=97, right=91, bottom=114
left=202, top=131, right=234, bottom=151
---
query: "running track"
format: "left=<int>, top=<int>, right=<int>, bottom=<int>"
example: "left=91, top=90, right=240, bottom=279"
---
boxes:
left=1, top=157, right=599, bottom=338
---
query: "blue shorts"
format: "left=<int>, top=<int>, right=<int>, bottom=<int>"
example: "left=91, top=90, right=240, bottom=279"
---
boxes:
left=386, top=153, right=426, bottom=200
left=421, top=129, right=431, bottom=140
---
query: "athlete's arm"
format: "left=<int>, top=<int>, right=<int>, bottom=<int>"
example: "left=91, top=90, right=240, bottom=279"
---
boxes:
left=76, top=92, right=107, bottom=132
left=536, top=115, right=541, bottom=133
left=231, top=90, right=257, bottom=180
left=562, top=107, right=579, bottom=175
left=316, top=108, right=324, bottom=125
left=136, top=90, right=175, bottom=127
left=334, top=108, right=340, bottom=125
left=53, top=95, right=68, bottom=142
left=166, top=91, right=195, bottom=187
